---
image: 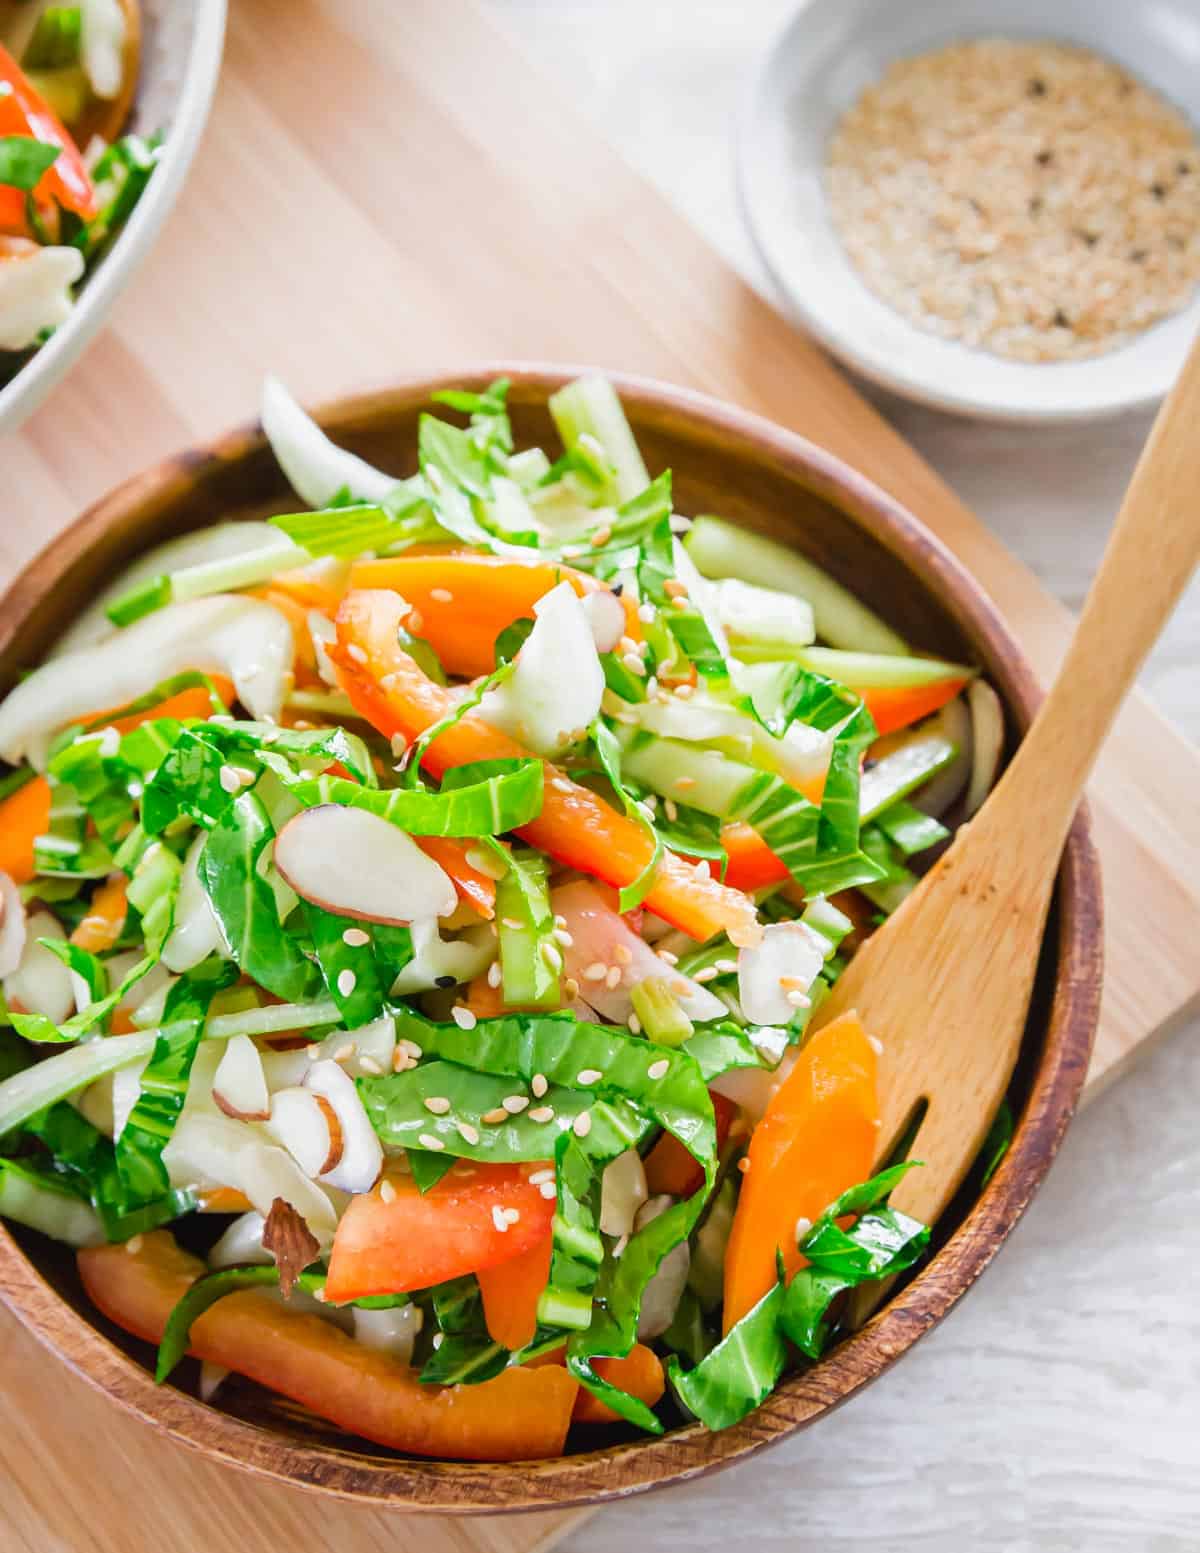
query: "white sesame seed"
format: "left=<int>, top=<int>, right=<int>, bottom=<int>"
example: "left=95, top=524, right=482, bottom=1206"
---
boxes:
left=612, top=1233, right=628, bottom=1258
left=605, top=965, right=623, bottom=990
left=657, top=949, right=678, bottom=966
left=795, top=1215, right=812, bottom=1239
left=552, top=927, right=574, bottom=948
left=333, top=1041, right=357, bottom=1062
left=613, top=944, right=633, bottom=965
left=466, top=846, right=507, bottom=880
left=502, top=917, right=524, bottom=931
left=576, top=1068, right=603, bottom=1086
left=432, top=1330, right=444, bottom=1348
left=531, top=1073, right=549, bottom=1097
left=693, top=965, right=719, bottom=983
left=540, top=941, right=564, bottom=973
left=337, top=969, right=358, bottom=997
left=379, top=1178, right=397, bottom=1203
left=342, top=927, right=371, bottom=948
left=573, top=1111, right=592, bottom=1138
left=503, top=1094, right=529, bottom=1114
left=125, top=1234, right=144, bottom=1255
left=621, top=652, right=646, bottom=676
left=430, top=587, right=454, bottom=603
left=418, top=1133, right=445, bottom=1151
left=529, top=1105, right=556, bottom=1123
left=638, top=602, right=656, bottom=623
left=492, top=1205, right=510, bottom=1233
left=539, top=1180, right=557, bottom=1199
left=218, top=764, right=242, bottom=794
left=589, top=523, right=613, bottom=548
left=392, top=1047, right=410, bottom=1072
left=528, top=1169, right=555, bottom=1186
left=390, top=732, right=407, bottom=758
left=502, top=1207, right=521, bottom=1225
left=424, top=1096, right=452, bottom=1115
left=346, top=643, right=368, bottom=664
left=627, top=1013, right=642, bottom=1035
left=312, top=1287, right=328, bottom=1303
left=867, top=1035, right=884, bottom=1055
left=551, top=776, right=575, bottom=793
left=715, top=958, right=739, bottom=974
left=786, top=989, right=812, bottom=1009
left=674, top=683, right=695, bottom=700
left=359, top=1056, right=383, bottom=1075
left=647, top=1058, right=670, bottom=1080
left=663, top=797, right=678, bottom=822
left=452, top=1006, right=478, bottom=1030
left=482, top=1107, right=508, bottom=1124
left=582, top=962, right=608, bottom=982
left=457, top=1121, right=480, bottom=1145
left=399, top=1039, right=423, bottom=1059
left=563, top=976, right=580, bottom=1000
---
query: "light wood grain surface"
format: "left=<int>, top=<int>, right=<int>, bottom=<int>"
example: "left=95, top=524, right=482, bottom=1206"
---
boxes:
left=1, top=0, right=1197, bottom=1548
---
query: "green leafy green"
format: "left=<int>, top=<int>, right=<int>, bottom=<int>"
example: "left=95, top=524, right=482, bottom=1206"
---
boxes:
left=419, top=1272, right=510, bottom=1385
left=156, top=1265, right=325, bottom=1383
left=198, top=791, right=323, bottom=1003
left=667, top=1281, right=787, bottom=1429
left=115, top=962, right=239, bottom=1200
left=978, top=1098, right=1014, bottom=1187
left=0, top=136, right=61, bottom=192
left=875, top=798, right=950, bottom=856
left=492, top=845, right=560, bottom=1008
left=22, top=8, right=83, bottom=70
left=303, top=902, right=389, bottom=1026
left=289, top=757, right=542, bottom=837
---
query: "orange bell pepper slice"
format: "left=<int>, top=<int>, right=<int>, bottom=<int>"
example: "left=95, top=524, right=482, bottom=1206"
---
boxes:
left=325, top=1161, right=556, bottom=1302
left=347, top=554, right=638, bottom=679
left=572, top=1344, right=666, bottom=1424
left=645, top=1089, right=737, bottom=1199
left=863, top=678, right=968, bottom=738
left=70, top=875, right=128, bottom=954
left=0, top=776, right=51, bottom=885
left=722, top=1011, right=879, bottom=1331
left=477, top=1233, right=553, bottom=1351
left=0, top=44, right=96, bottom=237
left=415, top=836, right=495, bottom=920
left=78, top=1231, right=578, bottom=1462
left=332, top=589, right=760, bottom=947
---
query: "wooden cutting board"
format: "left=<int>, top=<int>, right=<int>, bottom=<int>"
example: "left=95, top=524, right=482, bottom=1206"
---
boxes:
left=2, top=1, right=1197, bottom=1549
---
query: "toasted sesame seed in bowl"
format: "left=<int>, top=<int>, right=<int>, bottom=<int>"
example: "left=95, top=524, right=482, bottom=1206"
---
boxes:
left=739, top=0, right=1200, bottom=421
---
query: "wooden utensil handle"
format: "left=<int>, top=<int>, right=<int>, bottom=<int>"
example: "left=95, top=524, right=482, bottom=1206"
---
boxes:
left=983, top=334, right=1200, bottom=853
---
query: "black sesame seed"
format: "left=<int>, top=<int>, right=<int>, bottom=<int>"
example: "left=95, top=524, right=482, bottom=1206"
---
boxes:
left=1053, top=308, right=1070, bottom=328
left=1151, top=182, right=1168, bottom=200
left=610, top=582, right=623, bottom=597
left=1075, top=229, right=1099, bottom=247
left=1028, top=78, right=1047, bottom=97
left=1130, top=248, right=1148, bottom=263
left=1035, top=149, right=1053, bottom=166
left=1179, top=161, right=1191, bottom=176
left=435, top=975, right=456, bottom=988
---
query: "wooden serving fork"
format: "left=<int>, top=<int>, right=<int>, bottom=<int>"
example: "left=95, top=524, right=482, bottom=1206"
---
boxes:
left=814, top=336, right=1200, bottom=1235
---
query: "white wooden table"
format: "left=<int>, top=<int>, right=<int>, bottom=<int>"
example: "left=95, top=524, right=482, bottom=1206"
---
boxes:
left=487, top=3, right=1200, bottom=1548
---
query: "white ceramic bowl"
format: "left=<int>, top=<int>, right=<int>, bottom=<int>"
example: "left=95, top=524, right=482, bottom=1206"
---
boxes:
left=0, top=0, right=226, bottom=434
left=738, top=0, right=1200, bottom=423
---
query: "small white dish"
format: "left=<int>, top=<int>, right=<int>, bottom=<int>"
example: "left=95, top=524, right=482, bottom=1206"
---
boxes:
left=737, top=0, right=1200, bottom=423
left=0, top=0, right=227, bottom=435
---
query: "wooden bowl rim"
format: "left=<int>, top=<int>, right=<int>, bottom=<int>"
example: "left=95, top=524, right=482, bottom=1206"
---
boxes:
left=0, top=365, right=1103, bottom=1514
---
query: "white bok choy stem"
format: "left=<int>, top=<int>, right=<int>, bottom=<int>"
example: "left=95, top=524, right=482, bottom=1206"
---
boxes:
left=262, top=376, right=404, bottom=508
left=0, top=596, right=295, bottom=767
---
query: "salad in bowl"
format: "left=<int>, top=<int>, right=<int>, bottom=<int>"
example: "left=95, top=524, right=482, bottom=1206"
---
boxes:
left=0, top=375, right=1008, bottom=1462
left=1, top=0, right=157, bottom=380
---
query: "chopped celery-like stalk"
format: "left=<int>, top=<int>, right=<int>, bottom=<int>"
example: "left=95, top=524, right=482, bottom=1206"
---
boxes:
left=799, top=897, right=854, bottom=957
left=507, top=447, right=552, bottom=488
left=495, top=851, right=560, bottom=1009
left=620, top=733, right=748, bottom=819
left=737, top=644, right=971, bottom=690
left=684, top=516, right=907, bottom=655
left=875, top=799, right=950, bottom=856
left=630, top=977, right=695, bottom=1048
left=549, top=376, right=650, bottom=505
left=0, top=1032, right=158, bottom=1138
left=0, top=1160, right=102, bottom=1248
left=105, top=538, right=310, bottom=626
left=859, top=733, right=958, bottom=820
left=537, top=1284, right=595, bottom=1332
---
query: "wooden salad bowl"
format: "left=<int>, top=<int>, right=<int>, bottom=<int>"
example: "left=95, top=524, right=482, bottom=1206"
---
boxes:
left=0, top=368, right=1102, bottom=1512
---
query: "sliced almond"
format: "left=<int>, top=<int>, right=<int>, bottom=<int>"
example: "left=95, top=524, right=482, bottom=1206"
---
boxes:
left=261, top=1196, right=320, bottom=1299
left=304, top=1058, right=383, bottom=1195
left=211, top=1034, right=271, bottom=1122
left=269, top=1087, right=343, bottom=1177
left=273, top=805, right=456, bottom=925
